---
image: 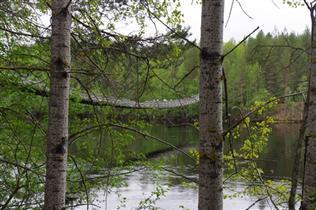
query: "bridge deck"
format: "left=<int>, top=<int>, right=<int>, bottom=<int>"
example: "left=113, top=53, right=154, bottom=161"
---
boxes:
left=80, top=94, right=199, bottom=109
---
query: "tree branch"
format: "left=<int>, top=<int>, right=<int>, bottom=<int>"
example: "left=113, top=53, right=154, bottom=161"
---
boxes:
left=222, top=26, right=260, bottom=60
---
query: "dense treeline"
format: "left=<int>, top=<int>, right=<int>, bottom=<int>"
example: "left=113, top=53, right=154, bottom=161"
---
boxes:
left=146, top=29, right=310, bottom=109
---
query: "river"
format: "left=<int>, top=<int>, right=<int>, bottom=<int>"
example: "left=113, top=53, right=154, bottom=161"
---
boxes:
left=75, top=123, right=300, bottom=210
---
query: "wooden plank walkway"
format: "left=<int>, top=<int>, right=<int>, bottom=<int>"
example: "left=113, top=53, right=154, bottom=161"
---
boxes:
left=21, top=79, right=199, bottom=109
left=80, top=93, right=199, bottom=109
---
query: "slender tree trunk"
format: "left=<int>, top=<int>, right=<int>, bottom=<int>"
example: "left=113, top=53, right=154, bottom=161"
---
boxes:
left=301, top=6, right=316, bottom=210
left=289, top=100, right=308, bottom=210
left=198, top=0, right=225, bottom=209
left=44, top=1, right=71, bottom=209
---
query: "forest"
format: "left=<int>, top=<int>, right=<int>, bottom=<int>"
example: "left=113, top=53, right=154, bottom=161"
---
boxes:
left=0, top=0, right=315, bottom=210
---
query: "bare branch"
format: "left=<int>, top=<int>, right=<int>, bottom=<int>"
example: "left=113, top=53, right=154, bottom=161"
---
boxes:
left=236, top=0, right=253, bottom=20
left=141, top=0, right=201, bottom=50
left=222, top=26, right=260, bottom=59
left=245, top=197, right=267, bottom=210
left=69, top=123, right=196, bottom=162
left=224, top=91, right=305, bottom=136
left=162, top=167, right=198, bottom=183
left=0, top=27, right=49, bottom=39
left=0, top=157, right=44, bottom=177
left=174, top=65, right=199, bottom=89
left=225, top=0, right=235, bottom=28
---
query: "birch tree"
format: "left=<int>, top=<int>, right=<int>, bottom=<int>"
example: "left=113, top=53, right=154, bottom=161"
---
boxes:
left=198, top=0, right=225, bottom=209
left=44, top=0, right=72, bottom=209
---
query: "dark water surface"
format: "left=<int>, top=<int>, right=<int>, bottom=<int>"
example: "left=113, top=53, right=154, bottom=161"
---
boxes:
left=76, top=123, right=300, bottom=210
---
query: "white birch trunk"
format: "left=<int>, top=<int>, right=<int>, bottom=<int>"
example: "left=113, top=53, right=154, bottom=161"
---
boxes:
left=198, top=0, right=225, bottom=209
left=44, top=0, right=71, bottom=209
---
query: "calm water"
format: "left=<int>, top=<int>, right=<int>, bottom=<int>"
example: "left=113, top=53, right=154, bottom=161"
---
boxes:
left=76, top=123, right=300, bottom=210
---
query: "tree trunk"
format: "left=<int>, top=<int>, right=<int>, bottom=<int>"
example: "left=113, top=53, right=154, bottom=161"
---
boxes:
left=44, top=0, right=71, bottom=209
left=289, top=100, right=308, bottom=210
left=301, top=6, right=316, bottom=210
left=198, top=0, right=225, bottom=209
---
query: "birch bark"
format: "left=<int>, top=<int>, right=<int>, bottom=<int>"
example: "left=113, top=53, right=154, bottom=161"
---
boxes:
left=198, top=0, right=225, bottom=209
left=44, top=0, right=71, bottom=209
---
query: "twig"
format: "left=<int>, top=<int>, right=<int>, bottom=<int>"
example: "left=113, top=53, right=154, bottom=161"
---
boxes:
left=0, top=182, right=25, bottom=210
left=0, top=27, right=49, bottom=39
left=168, top=123, right=199, bottom=132
left=66, top=203, right=101, bottom=209
left=69, top=155, right=89, bottom=210
left=236, top=0, right=253, bottom=19
left=253, top=44, right=310, bottom=55
left=137, top=59, right=151, bottom=99
left=222, top=26, right=260, bottom=59
left=0, top=157, right=43, bottom=177
left=223, top=171, right=239, bottom=184
left=225, top=0, right=235, bottom=27
left=85, top=167, right=146, bottom=181
left=141, top=0, right=201, bottom=50
left=69, top=123, right=195, bottom=162
left=174, top=65, right=199, bottom=89
left=255, top=168, right=280, bottom=210
left=271, top=0, right=280, bottom=9
left=245, top=197, right=267, bottom=210
left=223, top=91, right=304, bottom=136
left=0, top=66, right=49, bottom=72
left=303, top=0, right=311, bottom=10
left=162, top=167, right=198, bottom=183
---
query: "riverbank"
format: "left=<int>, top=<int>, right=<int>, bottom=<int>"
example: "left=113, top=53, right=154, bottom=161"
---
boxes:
left=271, top=102, right=303, bottom=123
left=104, top=102, right=304, bottom=124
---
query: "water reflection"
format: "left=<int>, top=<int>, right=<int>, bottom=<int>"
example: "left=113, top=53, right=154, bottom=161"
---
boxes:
left=78, top=168, right=270, bottom=210
left=258, top=123, right=300, bottom=178
left=75, top=123, right=300, bottom=210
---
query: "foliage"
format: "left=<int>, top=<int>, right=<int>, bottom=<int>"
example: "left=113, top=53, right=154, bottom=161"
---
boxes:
left=224, top=99, right=292, bottom=208
left=283, top=0, right=304, bottom=7
left=189, top=98, right=292, bottom=208
left=0, top=0, right=311, bottom=208
left=137, top=185, right=167, bottom=210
